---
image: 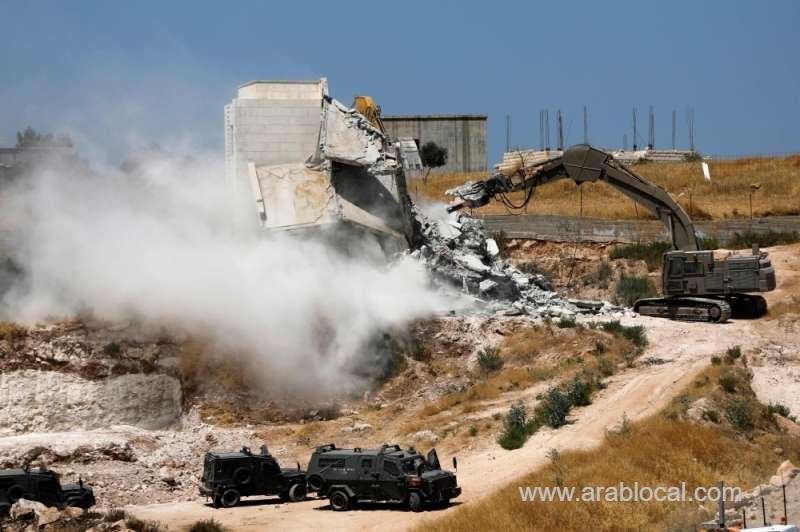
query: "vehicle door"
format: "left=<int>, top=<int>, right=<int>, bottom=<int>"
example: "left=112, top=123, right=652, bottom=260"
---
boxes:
left=260, top=458, right=282, bottom=493
left=34, top=475, right=61, bottom=506
left=357, top=457, right=378, bottom=500
left=377, top=457, right=405, bottom=501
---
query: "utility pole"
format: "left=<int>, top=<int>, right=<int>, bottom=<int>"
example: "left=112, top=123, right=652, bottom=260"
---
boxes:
left=648, top=105, right=654, bottom=149
left=671, top=109, right=677, bottom=150
left=505, top=114, right=510, bottom=153
left=557, top=109, right=564, bottom=151
left=583, top=105, right=589, bottom=144
left=687, top=108, right=695, bottom=152
left=545, top=110, right=551, bottom=151
left=539, top=110, right=544, bottom=151
left=632, top=108, right=638, bottom=151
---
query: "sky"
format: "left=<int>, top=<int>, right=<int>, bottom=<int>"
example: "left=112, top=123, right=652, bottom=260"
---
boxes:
left=1, top=0, right=798, bottom=165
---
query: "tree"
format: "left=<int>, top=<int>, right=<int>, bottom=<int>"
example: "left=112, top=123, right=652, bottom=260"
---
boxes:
left=419, top=141, right=447, bottom=169
left=16, top=127, right=73, bottom=149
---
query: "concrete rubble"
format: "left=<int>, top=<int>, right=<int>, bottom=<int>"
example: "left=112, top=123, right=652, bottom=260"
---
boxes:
left=410, top=208, right=623, bottom=318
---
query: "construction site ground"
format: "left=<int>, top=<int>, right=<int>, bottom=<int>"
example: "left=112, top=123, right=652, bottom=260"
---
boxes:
left=119, top=242, right=800, bottom=531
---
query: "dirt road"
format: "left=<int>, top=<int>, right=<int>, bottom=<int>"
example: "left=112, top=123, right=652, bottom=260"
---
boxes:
left=128, top=246, right=800, bottom=531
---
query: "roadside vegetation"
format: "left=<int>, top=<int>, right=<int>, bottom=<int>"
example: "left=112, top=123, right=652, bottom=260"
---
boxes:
left=420, top=349, right=800, bottom=532
left=408, top=321, right=645, bottom=437
left=613, top=275, right=658, bottom=306
left=410, top=154, right=800, bottom=220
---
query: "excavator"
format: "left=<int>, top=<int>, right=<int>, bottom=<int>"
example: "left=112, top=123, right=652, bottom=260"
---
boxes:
left=446, top=144, right=776, bottom=323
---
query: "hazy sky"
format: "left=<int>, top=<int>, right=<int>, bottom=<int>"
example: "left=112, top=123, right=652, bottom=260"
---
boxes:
left=1, top=0, right=798, bottom=164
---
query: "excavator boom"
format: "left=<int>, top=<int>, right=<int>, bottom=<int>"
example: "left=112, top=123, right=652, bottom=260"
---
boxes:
left=448, top=144, right=699, bottom=251
left=447, top=144, right=776, bottom=323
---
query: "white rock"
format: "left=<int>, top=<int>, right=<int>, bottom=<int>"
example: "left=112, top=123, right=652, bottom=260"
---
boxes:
left=410, top=430, right=439, bottom=443
left=485, top=238, right=500, bottom=257
left=454, top=254, right=490, bottom=273
left=479, top=279, right=498, bottom=294
left=11, top=498, right=47, bottom=519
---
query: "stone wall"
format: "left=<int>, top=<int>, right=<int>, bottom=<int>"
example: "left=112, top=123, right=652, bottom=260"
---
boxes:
left=479, top=214, right=800, bottom=244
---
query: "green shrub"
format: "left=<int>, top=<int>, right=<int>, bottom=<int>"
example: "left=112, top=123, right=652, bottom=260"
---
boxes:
left=701, top=409, right=721, bottom=424
left=711, top=356, right=722, bottom=365
left=599, top=320, right=648, bottom=347
left=468, top=425, right=479, bottom=437
left=597, top=357, right=615, bottom=377
left=727, top=230, right=800, bottom=249
left=718, top=372, right=738, bottom=394
left=725, top=398, right=754, bottom=431
left=609, top=241, right=672, bottom=270
left=614, top=275, right=658, bottom=307
left=725, top=345, right=742, bottom=364
left=535, top=387, right=572, bottom=428
left=768, top=402, right=793, bottom=419
left=477, top=347, right=504, bottom=373
left=565, top=376, right=592, bottom=407
left=557, top=316, right=577, bottom=328
left=699, top=236, right=721, bottom=250
left=498, top=402, right=537, bottom=450
left=189, top=520, right=229, bottom=532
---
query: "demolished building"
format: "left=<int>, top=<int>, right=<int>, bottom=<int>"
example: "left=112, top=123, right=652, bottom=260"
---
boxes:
left=224, top=79, right=416, bottom=253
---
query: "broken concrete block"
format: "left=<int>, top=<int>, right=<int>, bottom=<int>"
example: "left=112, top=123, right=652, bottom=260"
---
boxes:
left=454, top=253, right=490, bottom=273
left=479, top=279, right=498, bottom=294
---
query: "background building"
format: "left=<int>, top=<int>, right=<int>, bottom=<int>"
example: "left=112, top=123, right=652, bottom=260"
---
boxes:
left=382, top=114, right=488, bottom=174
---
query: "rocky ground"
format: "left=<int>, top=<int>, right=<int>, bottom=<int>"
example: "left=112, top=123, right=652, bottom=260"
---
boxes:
left=1, top=227, right=800, bottom=531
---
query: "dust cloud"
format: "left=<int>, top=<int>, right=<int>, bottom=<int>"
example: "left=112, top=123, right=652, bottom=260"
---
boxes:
left=0, top=151, right=451, bottom=394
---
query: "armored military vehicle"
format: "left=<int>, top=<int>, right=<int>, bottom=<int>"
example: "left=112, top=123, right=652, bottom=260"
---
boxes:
left=306, top=443, right=460, bottom=512
left=0, top=466, right=95, bottom=514
left=200, top=445, right=307, bottom=508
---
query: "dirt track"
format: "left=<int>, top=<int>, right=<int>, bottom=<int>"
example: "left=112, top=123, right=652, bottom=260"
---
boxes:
left=127, top=246, right=800, bottom=531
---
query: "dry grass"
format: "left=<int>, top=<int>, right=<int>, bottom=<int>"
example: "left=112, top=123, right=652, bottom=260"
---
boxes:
left=0, top=321, right=27, bottom=342
left=767, top=295, right=800, bottom=319
left=410, top=155, right=800, bottom=220
left=406, top=324, right=638, bottom=430
left=420, top=365, right=800, bottom=532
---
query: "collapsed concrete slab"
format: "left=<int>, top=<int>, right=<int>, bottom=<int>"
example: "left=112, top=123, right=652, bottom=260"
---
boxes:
left=226, top=79, right=416, bottom=253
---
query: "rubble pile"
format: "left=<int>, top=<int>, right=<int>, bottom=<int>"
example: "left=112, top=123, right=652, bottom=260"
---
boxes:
left=411, top=209, right=621, bottom=318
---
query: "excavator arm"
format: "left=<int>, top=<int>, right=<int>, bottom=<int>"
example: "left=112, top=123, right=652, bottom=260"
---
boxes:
left=447, top=144, right=700, bottom=251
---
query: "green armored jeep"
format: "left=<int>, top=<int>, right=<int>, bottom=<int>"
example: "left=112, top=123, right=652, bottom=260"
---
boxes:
left=200, top=445, right=306, bottom=508
left=0, top=466, right=95, bottom=514
left=306, top=444, right=460, bottom=512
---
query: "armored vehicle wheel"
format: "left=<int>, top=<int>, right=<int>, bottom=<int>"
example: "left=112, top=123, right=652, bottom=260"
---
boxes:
left=408, top=491, right=423, bottom=512
left=221, top=489, right=241, bottom=508
left=288, top=483, right=307, bottom=502
left=307, top=474, right=324, bottom=492
left=329, top=489, right=350, bottom=511
left=233, top=467, right=252, bottom=487
left=213, top=495, right=222, bottom=508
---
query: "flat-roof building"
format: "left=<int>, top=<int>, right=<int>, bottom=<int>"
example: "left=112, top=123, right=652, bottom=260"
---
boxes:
left=382, top=114, right=488, bottom=174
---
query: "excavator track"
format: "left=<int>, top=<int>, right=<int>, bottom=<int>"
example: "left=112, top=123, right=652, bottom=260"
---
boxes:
left=634, top=297, right=732, bottom=323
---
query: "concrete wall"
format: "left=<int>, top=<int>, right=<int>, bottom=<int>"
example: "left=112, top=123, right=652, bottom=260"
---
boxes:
left=224, top=80, right=327, bottom=221
left=382, top=115, right=487, bottom=174
left=478, top=214, right=800, bottom=244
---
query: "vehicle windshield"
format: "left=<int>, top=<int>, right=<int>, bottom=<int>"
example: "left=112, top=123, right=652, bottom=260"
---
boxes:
left=402, top=456, right=428, bottom=474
